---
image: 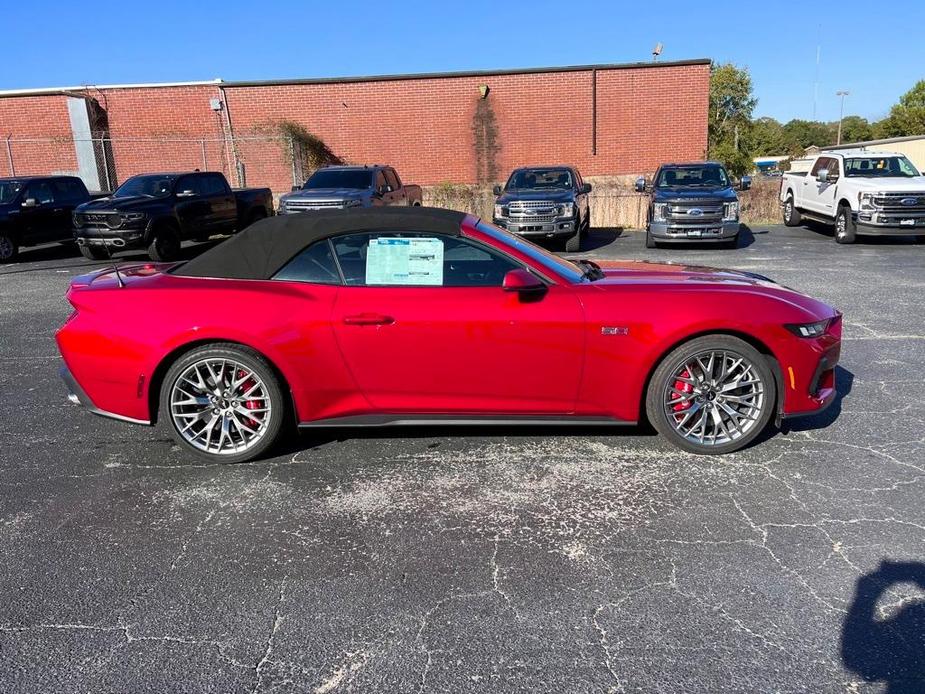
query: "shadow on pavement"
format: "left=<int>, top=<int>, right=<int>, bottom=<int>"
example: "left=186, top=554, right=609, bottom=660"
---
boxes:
left=783, top=365, right=853, bottom=433
left=583, top=227, right=624, bottom=251
left=841, top=560, right=925, bottom=693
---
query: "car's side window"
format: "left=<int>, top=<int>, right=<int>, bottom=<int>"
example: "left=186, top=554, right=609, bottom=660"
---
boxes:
left=176, top=175, right=207, bottom=196
left=331, top=232, right=521, bottom=287
left=374, top=171, right=388, bottom=193
left=384, top=169, right=400, bottom=192
left=25, top=181, right=55, bottom=204
left=272, top=239, right=341, bottom=285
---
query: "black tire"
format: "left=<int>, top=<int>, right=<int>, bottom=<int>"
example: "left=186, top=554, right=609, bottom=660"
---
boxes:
left=0, top=231, right=19, bottom=262
left=782, top=194, right=802, bottom=227
left=645, top=230, right=658, bottom=249
left=645, top=335, right=777, bottom=455
left=147, top=223, right=181, bottom=261
left=79, top=244, right=110, bottom=260
left=411, top=201, right=422, bottom=207
left=564, top=230, right=581, bottom=253
left=159, top=343, right=286, bottom=464
left=835, top=204, right=857, bottom=244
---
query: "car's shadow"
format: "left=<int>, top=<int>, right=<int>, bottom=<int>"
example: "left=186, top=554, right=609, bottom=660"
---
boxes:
left=582, top=227, right=624, bottom=251
left=781, top=365, right=854, bottom=433
left=799, top=221, right=924, bottom=245
left=637, top=224, right=759, bottom=251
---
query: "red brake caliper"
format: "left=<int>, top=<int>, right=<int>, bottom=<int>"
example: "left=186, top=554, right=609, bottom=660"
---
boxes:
left=237, top=369, right=261, bottom=428
left=673, top=369, right=693, bottom=416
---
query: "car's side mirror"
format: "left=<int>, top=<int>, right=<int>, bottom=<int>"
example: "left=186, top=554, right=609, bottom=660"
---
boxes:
left=21, top=197, right=39, bottom=208
left=493, top=184, right=502, bottom=196
left=580, top=183, right=592, bottom=194
left=176, top=189, right=197, bottom=198
left=502, top=268, right=546, bottom=298
left=816, top=169, right=829, bottom=184
left=739, top=176, right=752, bottom=191
left=291, top=185, right=301, bottom=192
left=634, top=177, right=647, bottom=193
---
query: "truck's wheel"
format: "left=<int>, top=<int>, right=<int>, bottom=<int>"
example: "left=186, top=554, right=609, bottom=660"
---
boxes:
left=835, top=205, right=857, bottom=244
left=564, top=231, right=581, bottom=253
left=645, top=230, right=658, bottom=249
left=411, top=201, right=422, bottom=207
left=782, top=194, right=801, bottom=226
left=79, top=244, right=109, bottom=260
left=0, top=232, right=19, bottom=262
left=147, top=224, right=181, bottom=261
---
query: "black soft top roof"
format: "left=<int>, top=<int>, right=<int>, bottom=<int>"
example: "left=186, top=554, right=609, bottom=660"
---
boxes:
left=174, top=207, right=470, bottom=280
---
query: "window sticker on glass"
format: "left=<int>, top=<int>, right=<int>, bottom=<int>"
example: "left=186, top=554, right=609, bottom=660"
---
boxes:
left=366, top=237, right=444, bottom=285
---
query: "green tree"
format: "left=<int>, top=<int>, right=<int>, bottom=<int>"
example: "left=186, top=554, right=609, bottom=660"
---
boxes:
left=708, top=63, right=756, bottom=176
left=747, top=117, right=787, bottom=155
left=876, top=80, right=925, bottom=137
left=782, top=119, right=836, bottom=151
left=837, top=115, right=873, bottom=144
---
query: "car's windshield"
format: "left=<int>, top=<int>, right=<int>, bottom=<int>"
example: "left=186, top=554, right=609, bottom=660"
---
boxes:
left=656, top=165, right=730, bottom=188
left=843, top=156, right=920, bottom=178
left=0, top=180, right=23, bottom=204
left=506, top=169, right=573, bottom=191
left=113, top=175, right=176, bottom=198
left=475, top=221, right=586, bottom=283
left=303, top=170, right=373, bottom=190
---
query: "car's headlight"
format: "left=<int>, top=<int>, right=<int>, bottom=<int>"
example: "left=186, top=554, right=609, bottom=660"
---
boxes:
left=560, top=202, right=574, bottom=217
left=785, top=319, right=831, bottom=338
left=858, top=192, right=876, bottom=210
left=494, top=204, right=504, bottom=218
left=723, top=202, right=739, bottom=221
left=652, top=203, right=668, bottom=222
left=343, top=199, right=363, bottom=208
left=123, top=212, right=147, bottom=222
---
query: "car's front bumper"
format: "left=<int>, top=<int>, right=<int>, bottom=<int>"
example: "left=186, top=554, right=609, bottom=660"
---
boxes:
left=855, top=211, right=925, bottom=236
left=493, top=218, right=577, bottom=238
left=74, top=227, right=146, bottom=249
left=59, top=365, right=151, bottom=425
left=649, top=221, right=740, bottom=242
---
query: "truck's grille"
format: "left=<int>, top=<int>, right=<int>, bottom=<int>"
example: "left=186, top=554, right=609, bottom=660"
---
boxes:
left=666, top=200, right=724, bottom=225
left=507, top=200, right=562, bottom=222
left=77, top=212, right=122, bottom=228
left=872, top=192, right=925, bottom=213
left=285, top=200, right=345, bottom=212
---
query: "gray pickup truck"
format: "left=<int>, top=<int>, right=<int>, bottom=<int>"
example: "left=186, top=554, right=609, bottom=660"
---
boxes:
left=279, top=165, right=422, bottom=213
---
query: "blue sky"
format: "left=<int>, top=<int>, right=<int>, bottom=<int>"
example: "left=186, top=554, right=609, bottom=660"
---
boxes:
left=3, top=0, right=922, bottom=123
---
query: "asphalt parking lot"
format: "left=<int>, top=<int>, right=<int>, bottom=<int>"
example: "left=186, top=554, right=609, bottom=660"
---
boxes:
left=2, top=223, right=924, bottom=693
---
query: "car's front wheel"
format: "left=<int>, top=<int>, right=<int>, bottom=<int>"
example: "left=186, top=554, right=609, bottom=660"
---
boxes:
left=160, top=344, right=286, bottom=463
left=645, top=335, right=776, bottom=454
left=0, top=231, right=19, bottom=262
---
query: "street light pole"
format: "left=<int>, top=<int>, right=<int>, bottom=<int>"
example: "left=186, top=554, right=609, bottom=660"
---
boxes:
left=836, top=90, right=850, bottom=145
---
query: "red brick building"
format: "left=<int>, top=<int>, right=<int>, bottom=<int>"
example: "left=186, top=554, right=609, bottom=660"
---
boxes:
left=0, top=59, right=710, bottom=192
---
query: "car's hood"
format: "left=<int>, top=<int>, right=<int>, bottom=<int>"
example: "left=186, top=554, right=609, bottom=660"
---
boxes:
left=588, top=260, right=835, bottom=317
left=282, top=188, right=368, bottom=200
left=497, top=189, right=575, bottom=204
left=76, top=196, right=161, bottom=212
left=652, top=186, right=737, bottom=201
left=850, top=177, right=925, bottom=192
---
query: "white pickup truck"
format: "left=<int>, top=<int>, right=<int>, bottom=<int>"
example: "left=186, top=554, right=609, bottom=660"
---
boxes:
left=779, top=150, right=925, bottom=243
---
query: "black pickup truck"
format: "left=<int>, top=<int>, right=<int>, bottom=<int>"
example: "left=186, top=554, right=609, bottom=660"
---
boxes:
left=492, top=166, right=592, bottom=252
left=635, top=162, right=750, bottom=249
left=0, top=176, right=107, bottom=262
left=73, top=171, right=274, bottom=261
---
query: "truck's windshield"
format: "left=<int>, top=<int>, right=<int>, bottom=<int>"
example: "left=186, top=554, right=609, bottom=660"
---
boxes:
left=656, top=166, right=730, bottom=188
left=0, top=181, right=23, bottom=204
left=304, top=170, right=373, bottom=190
left=843, top=156, right=920, bottom=178
left=506, top=169, right=573, bottom=191
left=113, top=175, right=177, bottom=198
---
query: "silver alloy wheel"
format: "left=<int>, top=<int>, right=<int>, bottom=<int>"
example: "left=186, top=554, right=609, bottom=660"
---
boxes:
left=0, top=235, right=13, bottom=260
left=663, top=349, right=765, bottom=447
left=784, top=200, right=792, bottom=222
left=169, top=358, right=272, bottom=455
left=836, top=212, right=847, bottom=238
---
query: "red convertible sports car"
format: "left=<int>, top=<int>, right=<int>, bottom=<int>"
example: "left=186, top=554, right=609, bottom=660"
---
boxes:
left=57, top=207, right=841, bottom=462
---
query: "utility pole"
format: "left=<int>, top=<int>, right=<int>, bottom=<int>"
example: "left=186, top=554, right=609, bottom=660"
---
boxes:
left=836, top=90, right=850, bottom=145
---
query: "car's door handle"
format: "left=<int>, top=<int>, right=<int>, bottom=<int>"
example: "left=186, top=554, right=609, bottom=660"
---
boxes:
left=343, top=313, right=395, bottom=326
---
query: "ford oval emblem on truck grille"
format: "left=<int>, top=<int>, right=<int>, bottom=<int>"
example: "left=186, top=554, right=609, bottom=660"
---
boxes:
left=901, top=197, right=919, bottom=206
left=687, top=208, right=704, bottom=216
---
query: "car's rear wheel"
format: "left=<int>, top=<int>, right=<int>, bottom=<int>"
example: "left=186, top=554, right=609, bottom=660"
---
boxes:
left=783, top=194, right=801, bottom=226
left=645, top=335, right=776, bottom=454
left=160, top=344, right=285, bottom=463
